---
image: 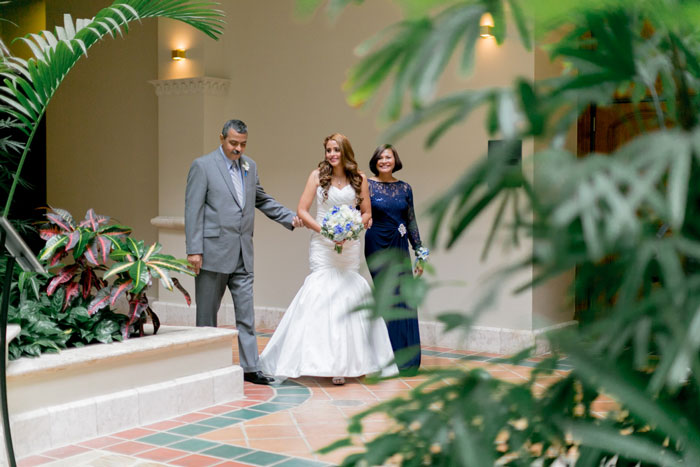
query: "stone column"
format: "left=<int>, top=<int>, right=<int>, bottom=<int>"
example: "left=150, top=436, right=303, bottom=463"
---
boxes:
left=149, top=77, right=234, bottom=325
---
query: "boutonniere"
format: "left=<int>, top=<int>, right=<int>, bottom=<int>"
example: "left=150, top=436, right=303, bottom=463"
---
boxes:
left=241, top=160, right=250, bottom=176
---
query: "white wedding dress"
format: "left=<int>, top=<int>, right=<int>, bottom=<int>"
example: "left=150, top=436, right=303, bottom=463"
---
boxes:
left=259, top=185, right=398, bottom=378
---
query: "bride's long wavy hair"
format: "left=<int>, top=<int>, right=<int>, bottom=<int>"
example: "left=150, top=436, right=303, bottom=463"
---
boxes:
left=318, top=133, right=363, bottom=205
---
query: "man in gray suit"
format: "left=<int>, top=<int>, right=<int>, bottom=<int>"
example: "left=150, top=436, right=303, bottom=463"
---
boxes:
left=185, top=119, right=302, bottom=385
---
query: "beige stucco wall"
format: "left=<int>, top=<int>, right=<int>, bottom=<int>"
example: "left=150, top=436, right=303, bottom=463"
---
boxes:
left=153, top=0, right=541, bottom=329
left=38, top=0, right=574, bottom=332
left=531, top=29, right=577, bottom=328
left=45, top=0, right=158, bottom=248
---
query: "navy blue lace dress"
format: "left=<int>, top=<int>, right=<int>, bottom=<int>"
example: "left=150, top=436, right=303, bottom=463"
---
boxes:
left=364, top=179, right=423, bottom=370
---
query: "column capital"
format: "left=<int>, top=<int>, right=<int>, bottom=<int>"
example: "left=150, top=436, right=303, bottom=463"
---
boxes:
left=151, top=216, right=185, bottom=230
left=149, top=77, right=230, bottom=97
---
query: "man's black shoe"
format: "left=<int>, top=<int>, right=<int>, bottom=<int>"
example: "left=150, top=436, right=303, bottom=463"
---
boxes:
left=244, top=371, right=274, bottom=385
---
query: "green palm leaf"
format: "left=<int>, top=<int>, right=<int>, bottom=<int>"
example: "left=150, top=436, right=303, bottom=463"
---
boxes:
left=1, top=0, right=224, bottom=216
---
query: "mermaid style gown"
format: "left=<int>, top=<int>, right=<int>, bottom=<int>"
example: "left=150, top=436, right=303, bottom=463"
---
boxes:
left=364, top=180, right=423, bottom=371
left=259, top=185, right=398, bottom=378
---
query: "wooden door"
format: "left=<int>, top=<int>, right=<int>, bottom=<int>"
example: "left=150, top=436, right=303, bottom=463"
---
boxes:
left=574, top=100, right=670, bottom=318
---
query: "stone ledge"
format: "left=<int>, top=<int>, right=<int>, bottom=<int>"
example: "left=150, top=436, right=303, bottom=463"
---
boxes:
left=8, top=366, right=242, bottom=458
left=5, top=325, right=243, bottom=458
left=8, top=325, right=236, bottom=379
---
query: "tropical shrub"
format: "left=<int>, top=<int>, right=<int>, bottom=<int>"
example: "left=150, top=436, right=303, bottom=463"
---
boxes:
left=0, top=1, right=223, bottom=358
left=6, top=207, right=194, bottom=360
left=304, top=0, right=700, bottom=465
left=40, top=208, right=193, bottom=336
left=8, top=287, right=127, bottom=359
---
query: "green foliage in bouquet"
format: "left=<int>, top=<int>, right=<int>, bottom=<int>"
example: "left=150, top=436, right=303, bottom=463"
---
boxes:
left=306, top=0, right=700, bottom=465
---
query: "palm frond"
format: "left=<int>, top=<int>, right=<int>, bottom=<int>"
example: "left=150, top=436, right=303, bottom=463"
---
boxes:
left=1, top=0, right=225, bottom=216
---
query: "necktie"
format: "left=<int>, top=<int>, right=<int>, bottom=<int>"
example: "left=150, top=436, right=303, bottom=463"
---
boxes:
left=230, top=160, right=245, bottom=208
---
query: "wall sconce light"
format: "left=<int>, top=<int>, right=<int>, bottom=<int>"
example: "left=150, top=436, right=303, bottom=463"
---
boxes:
left=479, top=13, right=494, bottom=38
left=171, top=49, right=186, bottom=61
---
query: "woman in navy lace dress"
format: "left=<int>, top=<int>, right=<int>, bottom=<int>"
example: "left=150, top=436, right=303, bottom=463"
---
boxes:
left=364, top=145, right=428, bottom=373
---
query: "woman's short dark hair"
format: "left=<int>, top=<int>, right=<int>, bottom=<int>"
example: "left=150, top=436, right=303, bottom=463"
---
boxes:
left=369, top=144, right=403, bottom=175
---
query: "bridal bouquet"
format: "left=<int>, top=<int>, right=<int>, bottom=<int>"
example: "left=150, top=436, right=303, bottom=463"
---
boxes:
left=320, top=205, right=364, bottom=254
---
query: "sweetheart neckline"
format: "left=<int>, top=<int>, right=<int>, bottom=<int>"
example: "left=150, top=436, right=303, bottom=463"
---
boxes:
left=318, top=184, right=353, bottom=192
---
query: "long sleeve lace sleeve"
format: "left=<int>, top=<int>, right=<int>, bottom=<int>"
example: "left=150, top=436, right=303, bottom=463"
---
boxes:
left=405, top=184, right=423, bottom=252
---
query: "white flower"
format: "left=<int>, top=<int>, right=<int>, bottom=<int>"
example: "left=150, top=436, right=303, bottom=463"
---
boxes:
left=320, top=205, right=365, bottom=253
left=398, top=223, right=407, bottom=237
left=241, top=161, right=250, bottom=174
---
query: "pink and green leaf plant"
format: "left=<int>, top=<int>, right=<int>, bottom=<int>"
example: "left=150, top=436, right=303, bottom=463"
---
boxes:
left=37, top=207, right=193, bottom=338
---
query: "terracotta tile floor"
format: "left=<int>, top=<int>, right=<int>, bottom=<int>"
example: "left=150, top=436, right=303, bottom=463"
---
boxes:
left=16, top=329, right=601, bottom=467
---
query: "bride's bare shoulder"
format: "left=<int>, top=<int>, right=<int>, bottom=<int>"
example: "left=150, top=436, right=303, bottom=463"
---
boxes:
left=309, top=169, right=320, bottom=183
left=304, top=168, right=321, bottom=189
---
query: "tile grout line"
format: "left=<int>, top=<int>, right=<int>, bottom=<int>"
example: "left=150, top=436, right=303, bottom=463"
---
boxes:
left=21, top=336, right=572, bottom=467
left=500, top=364, right=532, bottom=383
left=286, top=382, right=318, bottom=461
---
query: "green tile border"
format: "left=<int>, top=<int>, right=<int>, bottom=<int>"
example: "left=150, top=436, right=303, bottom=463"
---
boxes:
left=272, top=380, right=305, bottom=388
left=167, top=423, right=217, bottom=436
left=197, top=416, right=242, bottom=428
left=253, top=402, right=297, bottom=412
left=169, top=438, right=220, bottom=452
left=276, top=387, right=312, bottom=395
left=271, top=395, right=311, bottom=404
left=201, top=444, right=254, bottom=459
left=236, top=450, right=289, bottom=466
left=221, top=408, right=269, bottom=420
left=136, top=432, right=187, bottom=446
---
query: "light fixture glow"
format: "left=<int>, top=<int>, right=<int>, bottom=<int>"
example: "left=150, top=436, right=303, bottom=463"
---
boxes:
left=171, top=49, right=186, bottom=61
left=479, top=13, right=494, bottom=38
left=480, top=25, right=494, bottom=38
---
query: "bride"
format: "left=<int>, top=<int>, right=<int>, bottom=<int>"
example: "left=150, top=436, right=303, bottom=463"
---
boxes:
left=259, top=133, right=398, bottom=384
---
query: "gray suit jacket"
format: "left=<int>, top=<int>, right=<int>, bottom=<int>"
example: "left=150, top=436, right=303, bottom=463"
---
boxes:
left=185, top=149, right=295, bottom=274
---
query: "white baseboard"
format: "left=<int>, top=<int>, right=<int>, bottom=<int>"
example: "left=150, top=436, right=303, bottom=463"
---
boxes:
left=418, top=320, right=577, bottom=355
left=152, top=301, right=577, bottom=355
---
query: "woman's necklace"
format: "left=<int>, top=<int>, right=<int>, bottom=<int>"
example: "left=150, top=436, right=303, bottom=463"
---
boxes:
left=332, top=176, right=347, bottom=187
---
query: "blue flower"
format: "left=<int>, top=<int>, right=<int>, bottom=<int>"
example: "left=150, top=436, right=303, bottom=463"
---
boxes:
left=334, top=225, right=344, bottom=235
left=331, top=206, right=340, bottom=215
left=345, top=222, right=352, bottom=232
